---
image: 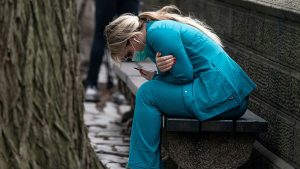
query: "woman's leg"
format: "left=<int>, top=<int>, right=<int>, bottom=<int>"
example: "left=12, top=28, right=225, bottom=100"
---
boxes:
left=127, top=80, right=195, bottom=169
left=86, top=0, right=117, bottom=87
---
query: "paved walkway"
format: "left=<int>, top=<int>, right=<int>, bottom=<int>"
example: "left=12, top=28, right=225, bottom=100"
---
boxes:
left=84, top=93, right=132, bottom=169
left=77, top=0, right=132, bottom=168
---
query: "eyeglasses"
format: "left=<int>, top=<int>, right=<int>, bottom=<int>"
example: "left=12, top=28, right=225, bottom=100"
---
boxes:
left=121, top=51, right=133, bottom=62
left=120, top=40, right=135, bottom=62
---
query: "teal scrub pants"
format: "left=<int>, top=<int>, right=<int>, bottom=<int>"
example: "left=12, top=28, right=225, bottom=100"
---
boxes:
left=127, top=80, right=248, bottom=169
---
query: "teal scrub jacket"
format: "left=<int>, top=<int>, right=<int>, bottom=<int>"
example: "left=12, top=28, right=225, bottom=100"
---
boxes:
left=144, top=20, right=257, bottom=121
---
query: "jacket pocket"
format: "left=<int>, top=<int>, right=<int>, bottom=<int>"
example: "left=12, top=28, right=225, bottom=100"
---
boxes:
left=194, top=67, right=238, bottom=111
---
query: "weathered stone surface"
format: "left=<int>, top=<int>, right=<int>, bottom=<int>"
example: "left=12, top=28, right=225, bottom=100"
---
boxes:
left=226, top=45, right=300, bottom=120
left=261, top=18, right=300, bottom=71
left=293, top=123, right=300, bottom=169
left=127, top=76, right=147, bottom=95
left=112, top=63, right=141, bottom=83
left=250, top=98, right=296, bottom=161
left=241, top=149, right=282, bottom=169
left=106, top=162, right=126, bottom=169
left=112, top=62, right=157, bottom=95
left=84, top=99, right=132, bottom=169
left=159, top=0, right=300, bottom=71
left=183, top=0, right=233, bottom=38
left=114, top=145, right=129, bottom=152
left=163, top=133, right=255, bottom=169
left=246, top=0, right=300, bottom=12
left=231, top=9, right=265, bottom=51
left=98, top=154, right=128, bottom=165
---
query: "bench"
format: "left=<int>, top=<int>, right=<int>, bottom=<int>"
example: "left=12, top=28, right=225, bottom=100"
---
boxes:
left=113, top=61, right=268, bottom=169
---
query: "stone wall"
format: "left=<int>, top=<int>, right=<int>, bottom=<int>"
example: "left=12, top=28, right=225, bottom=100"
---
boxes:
left=142, top=0, right=300, bottom=168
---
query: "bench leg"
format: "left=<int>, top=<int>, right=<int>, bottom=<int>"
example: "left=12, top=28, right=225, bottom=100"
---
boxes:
left=162, top=132, right=255, bottom=169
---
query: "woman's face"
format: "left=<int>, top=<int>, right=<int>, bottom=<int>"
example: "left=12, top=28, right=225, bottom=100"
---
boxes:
left=130, top=34, right=145, bottom=51
left=121, top=42, right=135, bottom=61
left=121, top=34, right=146, bottom=61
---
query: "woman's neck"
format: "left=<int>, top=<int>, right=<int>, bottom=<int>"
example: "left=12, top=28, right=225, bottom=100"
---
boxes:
left=140, top=23, right=147, bottom=44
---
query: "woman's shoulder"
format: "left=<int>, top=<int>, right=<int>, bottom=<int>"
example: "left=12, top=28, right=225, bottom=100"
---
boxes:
left=146, top=20, right=180, bottom=33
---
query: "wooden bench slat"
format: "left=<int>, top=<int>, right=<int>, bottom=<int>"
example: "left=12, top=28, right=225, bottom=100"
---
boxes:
left=127, top=76, right=147, bottom=95
left=236, top=110, right=268, bottom=132
left=165, top=118, right=200, bottom=132
left=201, top=120, right=234, bottom=132
left=112, top=62, right=141, bottom=82
left=164, top=110, right=267, bottom=133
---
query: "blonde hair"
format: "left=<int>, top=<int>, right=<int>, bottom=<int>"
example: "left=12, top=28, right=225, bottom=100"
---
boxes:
left=105, top=5, right=223, bottom=61
left=105, top=14, right=141, bottom=61
left=139, top=5, right=223, bottom=46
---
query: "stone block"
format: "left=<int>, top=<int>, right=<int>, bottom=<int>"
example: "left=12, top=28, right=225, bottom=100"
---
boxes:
left=247, top=97, right=299, bottom=167
left=214, top=1, right=300, bottom=71
left=127, top=76, right=147, bottom=95
left=226, top=45, right=300, bottom=120
left=261, top=18, right=300, bottom=71
left=249, top=58, right=300, bottom=119
left=241, top=148, right=282, bottom=169
left=255, top=101, right=295, bottom=161
left=177, top=0, right=233, bottom=38
left=163, top=132, right=255, bottom=169
left=112, top=63, right=140, bottom=82
left=294, top=123, right=300, bottom=168
left=231, top=8, right=265, bottom=51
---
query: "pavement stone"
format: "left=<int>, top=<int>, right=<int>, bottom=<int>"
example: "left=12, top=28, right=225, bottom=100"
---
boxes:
left=79, top=1, right=132, bottom=168
left=84, top=95, right=131, bottom=169
left=98, top=154, right=129, bottom=167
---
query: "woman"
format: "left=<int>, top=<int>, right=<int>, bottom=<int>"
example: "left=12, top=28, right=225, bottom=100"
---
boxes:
left=105, top=5, right=256, bottom=169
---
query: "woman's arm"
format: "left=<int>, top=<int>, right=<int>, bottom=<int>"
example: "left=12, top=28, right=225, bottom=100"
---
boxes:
left=148, top=28, right=194, bottom=84
left=156, top=52, right=175, bottom=73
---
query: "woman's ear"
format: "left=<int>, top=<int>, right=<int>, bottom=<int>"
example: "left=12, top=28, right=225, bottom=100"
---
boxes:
left=130, top=36, right=139, bottom=43
left=128, top=36, right=136, bottom=43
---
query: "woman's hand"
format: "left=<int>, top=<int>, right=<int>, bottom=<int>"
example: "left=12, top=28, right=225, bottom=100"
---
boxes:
left=156, top=52, right=176, bottom=73
left=139, top=69, right=156, bottom=80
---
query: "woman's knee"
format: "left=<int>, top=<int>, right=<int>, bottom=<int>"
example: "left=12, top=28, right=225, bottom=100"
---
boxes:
left=136, top=81, right=155, bottom=98
left=136, top=81, right=158, bottom=105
